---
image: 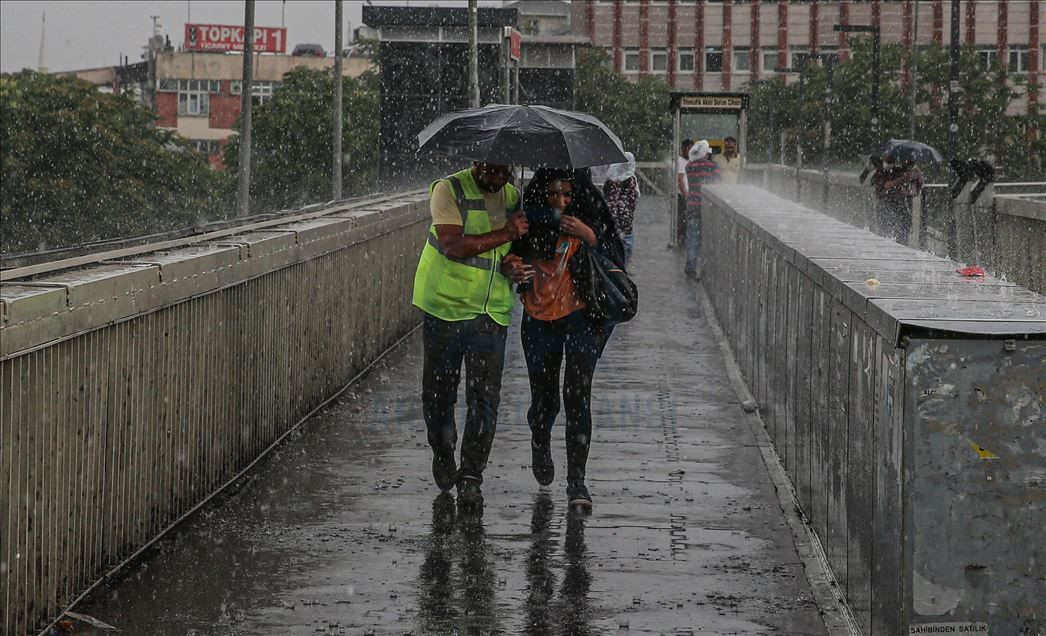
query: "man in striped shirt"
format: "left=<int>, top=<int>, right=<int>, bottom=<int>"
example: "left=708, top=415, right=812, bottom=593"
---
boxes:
left=684, top=140, right=721, bottom=277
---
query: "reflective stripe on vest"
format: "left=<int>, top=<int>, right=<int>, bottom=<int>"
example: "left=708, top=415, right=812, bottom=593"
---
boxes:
left=412, top=168, right=520, bottom=326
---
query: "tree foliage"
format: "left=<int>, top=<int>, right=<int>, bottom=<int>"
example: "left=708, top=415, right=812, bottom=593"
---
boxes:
left=575, top=48, right=671, bottom=162
left=745, top=41, right=1045, bottom=180
left=223, top=67, right=380, bottom=213
left=1, top=71, right=228, bottom=254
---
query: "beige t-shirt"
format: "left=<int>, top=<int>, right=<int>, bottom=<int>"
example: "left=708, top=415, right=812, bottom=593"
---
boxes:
left=430, top=180, right=508, bottom=229
left=712, top=154, right=742, bottom=184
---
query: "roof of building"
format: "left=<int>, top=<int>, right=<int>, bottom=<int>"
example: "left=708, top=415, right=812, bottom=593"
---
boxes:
left=507, top=0, right=571, bottom=18
left=362, top=5, right=517, bottom=28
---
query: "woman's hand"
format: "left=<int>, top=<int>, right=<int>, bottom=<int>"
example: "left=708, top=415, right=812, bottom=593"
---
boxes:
left=560, top=215, right=597, bottom=246
left=501, top=254, right=534, bottom=283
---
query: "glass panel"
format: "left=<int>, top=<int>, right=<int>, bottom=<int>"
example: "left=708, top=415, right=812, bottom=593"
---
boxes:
left=705, top=49, right=723, bottom=72
left=651, top=50, right=667, bottom=72
left=624, top=50, right=640, bottom=71
left=763, top=50, right=779, bottom=72
left=177, top=92, right=187, bottom=115
left=733, top=49, right=751, bottom=72
left=679, top=49, right=694, bottom=71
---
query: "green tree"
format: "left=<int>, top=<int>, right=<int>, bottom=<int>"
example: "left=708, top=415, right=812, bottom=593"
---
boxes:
left=744, top=40, right=1045, bottom=179
left=223, top=67, right=380, bottom=213
left=574, top=48, right=671, bottom=162
left=0, top=71, right=228, bottom=254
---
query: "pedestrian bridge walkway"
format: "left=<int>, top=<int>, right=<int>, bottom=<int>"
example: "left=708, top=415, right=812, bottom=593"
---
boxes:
left=2, top=188, right=1043, bottom=635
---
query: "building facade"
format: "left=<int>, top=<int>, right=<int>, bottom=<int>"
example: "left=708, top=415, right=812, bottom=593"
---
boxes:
left=65, top=50, right=372, bottom=169
left=572, top=0, right=1043, bottom=112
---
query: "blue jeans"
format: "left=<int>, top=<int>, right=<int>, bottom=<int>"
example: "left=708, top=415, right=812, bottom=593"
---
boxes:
left=622, top=234, right=634, bottom=269
left=684, top=209, right=701, bottom=273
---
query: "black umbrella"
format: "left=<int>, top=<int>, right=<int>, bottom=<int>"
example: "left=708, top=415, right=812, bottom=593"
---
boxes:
left=416, top=103, right=627, bottom=169
left=873, top=139, right=943, bottom=164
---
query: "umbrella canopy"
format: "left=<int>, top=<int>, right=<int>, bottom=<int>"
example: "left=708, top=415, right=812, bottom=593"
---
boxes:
left=872, top=139, right=943, bottom=164
left=417, top=104, right=627, bottom=169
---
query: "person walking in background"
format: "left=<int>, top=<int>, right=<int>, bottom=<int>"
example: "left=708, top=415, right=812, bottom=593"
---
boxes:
left=675, top=139, right=694, bottom=246
left=412, top=162, right=532, bottom=507
left=712, top=136, right=742, bottom=184
left=879, top=159, right=924, bottom=245
left=872, top=156, right=921, bottom=245
left=511, top=168, right=625, bottom=510
left=603, top=151, right=640, bottom=269
left=684, top=140, right=720, bottom=278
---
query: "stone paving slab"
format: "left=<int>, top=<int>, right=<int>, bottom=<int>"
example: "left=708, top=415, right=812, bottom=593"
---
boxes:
left=73, top=199, right=828, bottom=635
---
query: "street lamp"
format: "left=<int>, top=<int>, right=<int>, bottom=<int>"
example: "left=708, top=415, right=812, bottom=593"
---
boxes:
left=834, top=23, right=881, bottom=142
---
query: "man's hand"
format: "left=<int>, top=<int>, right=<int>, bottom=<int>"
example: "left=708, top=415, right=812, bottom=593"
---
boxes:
left=502, top=212, right=529, bottom=240
left=501, top=254, right=534, bottom=283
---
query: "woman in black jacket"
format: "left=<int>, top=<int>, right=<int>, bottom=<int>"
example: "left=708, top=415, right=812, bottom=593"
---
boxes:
left=510, top=168, right=624, bottom=509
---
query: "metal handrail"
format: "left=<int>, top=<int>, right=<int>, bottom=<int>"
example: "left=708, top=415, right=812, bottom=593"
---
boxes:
left=0, top=190, right=426, bottom=283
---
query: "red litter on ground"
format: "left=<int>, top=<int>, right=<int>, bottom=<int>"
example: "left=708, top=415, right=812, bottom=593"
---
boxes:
left=956, top=265, right=987, bottom=277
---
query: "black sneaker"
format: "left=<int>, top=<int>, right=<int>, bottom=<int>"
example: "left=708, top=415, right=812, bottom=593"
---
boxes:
left=432, top=449, right=457, bottom=492
left=531, top=440, right=555, bottom=486
left=456, top=476, right=484, bottom=507
left=566, top=482, right=592, bottom=509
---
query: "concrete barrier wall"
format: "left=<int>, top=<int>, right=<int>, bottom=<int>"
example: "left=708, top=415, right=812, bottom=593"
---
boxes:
left=757, top=164, right=1046, bottom=295
left=0, top=193, right=430, bottom=634
left=701, top=185, right=1045, bottom=636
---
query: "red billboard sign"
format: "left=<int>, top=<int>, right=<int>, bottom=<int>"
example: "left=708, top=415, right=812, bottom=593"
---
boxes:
left=510, top=29, right=521, bottom=61
left=184, top=24, right=287, bottom=53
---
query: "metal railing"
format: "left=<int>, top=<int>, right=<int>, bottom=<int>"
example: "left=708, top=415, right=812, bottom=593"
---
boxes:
left=1, top=190, right=429, bottom=635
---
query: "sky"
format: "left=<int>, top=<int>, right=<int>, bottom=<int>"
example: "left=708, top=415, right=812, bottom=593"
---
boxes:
left=0, top=1, right=507, bottom=73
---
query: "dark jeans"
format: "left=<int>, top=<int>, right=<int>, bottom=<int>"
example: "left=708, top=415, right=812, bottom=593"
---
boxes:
left=521, top=311, right=611, bottom=485
left=877, top=195, right=912, bottom=245
left=676, top=194, right=688, bottom=244
left=422, top=314, right=508, bottom=483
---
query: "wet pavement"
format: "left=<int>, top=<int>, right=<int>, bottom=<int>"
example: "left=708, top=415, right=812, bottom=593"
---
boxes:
left=73, top=199, right=828, bottom=635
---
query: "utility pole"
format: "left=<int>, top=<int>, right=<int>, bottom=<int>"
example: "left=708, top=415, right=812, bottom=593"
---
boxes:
left=236, top=0, right=255, bottom=218
left=823, top=60, right=835, bottom=210
left=468, top=0, right=480, bottom=107
left=333, top=0, right=344, bottom=200
left=910, top=0, right=919, bottom=139
left=947, top=0, right=960, bottom=162
left=501, top=27, right=511, bottom=104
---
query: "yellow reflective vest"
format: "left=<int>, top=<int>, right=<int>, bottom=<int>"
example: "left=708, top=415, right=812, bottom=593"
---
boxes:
left=412, top=168, right=520, bottom=326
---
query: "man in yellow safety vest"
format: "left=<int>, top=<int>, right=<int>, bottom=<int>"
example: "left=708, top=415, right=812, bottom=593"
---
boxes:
left=412, top=161, right=532, bottom=506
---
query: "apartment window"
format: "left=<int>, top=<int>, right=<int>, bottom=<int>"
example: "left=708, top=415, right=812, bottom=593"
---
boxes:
left=679, top=48, right=695, bottom=72
left=705, top=47, right=723, bottom=73
left=818, top=47, right=840, bottom=67
left=791, top=48, right=811, bottom=70
left=762, top=49, right=781, bottom=72
left=189, top=139, right=220, bottom=155
left=176, top=79, right=220, bottom=117
left=977, top=48, right=999, bottom=69
left=230, top=80, right=281, bottom=104
left=624, top=48, right=640, bottom=72
left=1009, top=47, right=1029, bottom=73
left=251, top=82, right=278, bottom=106
left=733, top=48, right=751, bottom=73
left=651, top=48, right=668, bottom=73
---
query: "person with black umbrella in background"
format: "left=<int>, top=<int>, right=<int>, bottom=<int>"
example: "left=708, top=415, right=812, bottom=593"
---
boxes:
left=509, top=168, right=625, bottom=510
left=412, top=161, right=534, bottom=508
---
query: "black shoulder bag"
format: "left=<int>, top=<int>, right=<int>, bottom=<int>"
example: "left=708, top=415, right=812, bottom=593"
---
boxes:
left=571, top=245, right=639, bottom=324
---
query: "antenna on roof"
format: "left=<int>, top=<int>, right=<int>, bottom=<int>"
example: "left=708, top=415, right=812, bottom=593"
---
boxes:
left=37, top=11, right=48, bottom=73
